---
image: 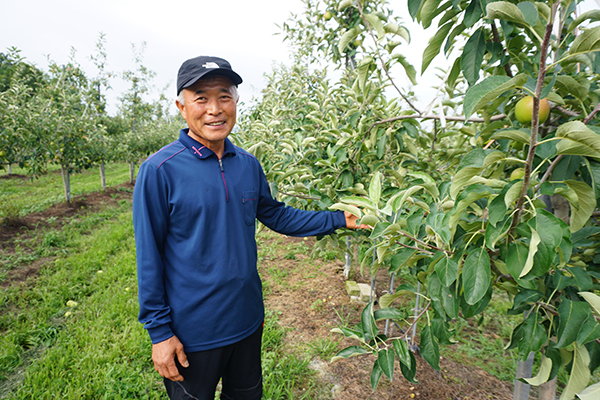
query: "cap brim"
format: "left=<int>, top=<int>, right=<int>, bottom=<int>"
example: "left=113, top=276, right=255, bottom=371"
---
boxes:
left=181, top=69, right=243, bottom=92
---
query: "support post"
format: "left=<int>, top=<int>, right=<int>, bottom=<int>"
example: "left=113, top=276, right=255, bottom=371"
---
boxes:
left=513, top=352, right=534, bottom=400
left=344, top=236, right=352, bottom=278
left=384, top=273, right=396, bottom=335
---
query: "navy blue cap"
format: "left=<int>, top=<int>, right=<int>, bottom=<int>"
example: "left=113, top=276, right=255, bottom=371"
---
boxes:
left=176, top=56, right=243, bottom=95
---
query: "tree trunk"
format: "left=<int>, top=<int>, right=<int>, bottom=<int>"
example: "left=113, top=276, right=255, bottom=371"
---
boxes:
left=129, top=161, right=135, bottom=184
left=7, top=164, right=11, bottom=175
left=99, top=161, right=106, bottom=191
left=61, top=164, right=71, bottom=203
left=538, top=377, right=557, bottom=400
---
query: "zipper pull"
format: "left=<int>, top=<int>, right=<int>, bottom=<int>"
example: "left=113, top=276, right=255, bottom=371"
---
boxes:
left=218, top=158, right=224, bottom=172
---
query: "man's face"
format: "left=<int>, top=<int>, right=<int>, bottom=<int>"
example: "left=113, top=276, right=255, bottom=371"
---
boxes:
left=176, top=75, right=238, bottom=149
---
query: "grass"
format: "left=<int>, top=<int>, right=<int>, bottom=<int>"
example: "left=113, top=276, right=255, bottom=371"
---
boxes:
left=0, top=163, right=131, bottom=218
left=0, top=167, right=327, bottom=399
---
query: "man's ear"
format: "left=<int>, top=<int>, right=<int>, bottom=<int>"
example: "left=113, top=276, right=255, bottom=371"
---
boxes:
left=175, top=100, right=186, bottom=119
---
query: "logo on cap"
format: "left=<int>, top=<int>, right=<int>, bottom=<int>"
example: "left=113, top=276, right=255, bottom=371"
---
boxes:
left=202, top=62, right=220, bottom=69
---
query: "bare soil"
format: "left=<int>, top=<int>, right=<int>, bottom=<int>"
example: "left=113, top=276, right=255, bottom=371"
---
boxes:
left=0, top=179, right=515, bottom=399
left=259, top=233, right=514, bottom=400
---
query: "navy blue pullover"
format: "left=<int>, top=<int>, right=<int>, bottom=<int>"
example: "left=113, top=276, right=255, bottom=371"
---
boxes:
left=133, top=130, right=346, bottom=352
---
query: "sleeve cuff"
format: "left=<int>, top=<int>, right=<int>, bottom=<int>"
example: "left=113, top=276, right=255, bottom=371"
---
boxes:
left=333, top=210, right=346, bottom=229
left=147, top=324, right=175, bottom=345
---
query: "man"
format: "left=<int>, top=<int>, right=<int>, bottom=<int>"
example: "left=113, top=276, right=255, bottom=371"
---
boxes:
left=133, top=56, right=364, bottom=400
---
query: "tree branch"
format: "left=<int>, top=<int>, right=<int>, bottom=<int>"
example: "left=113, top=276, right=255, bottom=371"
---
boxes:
left=509, top=2, right=559, bottom=237
left=584, top=101, right=600, bottom=124
left=366, top=113, right=507, bottom=135
left=355, top=0, right=421, bottom=114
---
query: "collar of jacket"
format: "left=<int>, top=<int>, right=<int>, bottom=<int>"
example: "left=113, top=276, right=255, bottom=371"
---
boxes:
left=178, top=129, right=238, bottom=160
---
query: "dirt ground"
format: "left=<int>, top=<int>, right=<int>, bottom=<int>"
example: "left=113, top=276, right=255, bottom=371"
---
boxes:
left=259, top=234, right=514, bottom=400
left=0, top=179, right=515, bottom=399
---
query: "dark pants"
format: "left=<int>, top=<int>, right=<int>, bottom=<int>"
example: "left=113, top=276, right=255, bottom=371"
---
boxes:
left=163, top=325, right=263, bottom=400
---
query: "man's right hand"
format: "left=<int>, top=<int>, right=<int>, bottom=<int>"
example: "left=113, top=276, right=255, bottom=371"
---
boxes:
left=152, top=335, right=189, bottom=381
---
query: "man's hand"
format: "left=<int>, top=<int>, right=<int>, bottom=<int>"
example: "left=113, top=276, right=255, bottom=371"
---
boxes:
left=344, top=211, right=372, bottom=229
left=152, top=335, right=189, bottom=381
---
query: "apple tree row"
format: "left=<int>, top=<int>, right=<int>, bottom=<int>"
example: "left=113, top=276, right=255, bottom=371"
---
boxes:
left=238, top=0, right=600, bottom=398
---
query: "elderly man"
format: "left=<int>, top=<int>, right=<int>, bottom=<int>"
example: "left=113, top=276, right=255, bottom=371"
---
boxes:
left=133, top=56, right=364, bottom=400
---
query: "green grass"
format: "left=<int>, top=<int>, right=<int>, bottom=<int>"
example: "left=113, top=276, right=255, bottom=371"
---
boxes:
left=1, top=199, right=325, bottom=399
left=0, top=163, right=132, bottom=218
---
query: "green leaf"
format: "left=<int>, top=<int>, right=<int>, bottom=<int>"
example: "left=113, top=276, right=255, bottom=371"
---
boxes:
left=371, top=359, right=384, bottom=392
left=462, top=247, right=491, bottom=305
left=556, top=298, right=591, bottom=349
left=431, top=312, right=456, bottom=344
left=463, top=74, right=527, bottom=120
left=374, top=307, right=407, bottom=321
left=463, top=0, right=483, bottom=28
left=447, top=57, right=461, bottom=88
left=390, top=249, right=417, bottom=273
left=577, top=315, right=600, bottom=345
left=338, top=27, right=361, bottom=53
left=393, top=339, right=411, bottom=367
left=419, top=0, right=445, bottom=28
left=378, top=348, right=395, bottom=381
left=361, top=301, right=379, bottom=341
left=450, top=166, right=482, bottom=199
left=577, top=382, right=600, bottom=400
left=461, top=28, right=486, bottom=86
left=331, top=326, right=363, bottom=340
left=422, top=20, right=454, bottom=73
left=331, top=346, right=368, bottom=362
left=329, top=203, right=362, bottom=218
left=369, top=171, right=382, bottom=205
left=392, top=54, right=418, bottom=85
left=420, top=325, right=440, bottom=370
left=523, top=355, right=552, bottom=385
left=442, top=283, right=460, bottom=319
left=567, top=10, right=600, bottom=34
left=520, top=228, right=540, bottom=278
left=428, top=272, right=446, bottom=318
left=408, top=0, right=426, bottom=19
left=490, top=129, right=531, bottom=143
left=555, top=76, right=590, bottom=102
left=556, top=121, right=600, bottom=161
left=520, top=312, right=548, bottom=360
left=357, top=57, right=374, bottom=93
left=508, top=289, right=544, bottom=315
left=565, top=180, right=596, bottom=233
left=435, top=255, right=459, bottom=286
left=365, top=13, right=386, bottom=40
left=569, top=26, right=600, bottom=56
left=399, top=350, right=418, bottom=383
left=485, top=1, right=527, bottom=25
left=516, top=2, right=538, bottom=26
left=561, top=344, right=591, bottom=400
left=579, top=292, right=600, bottom=317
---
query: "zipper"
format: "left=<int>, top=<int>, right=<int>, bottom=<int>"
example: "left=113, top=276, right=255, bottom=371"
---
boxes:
left=219, top=158, right=229, bottom=202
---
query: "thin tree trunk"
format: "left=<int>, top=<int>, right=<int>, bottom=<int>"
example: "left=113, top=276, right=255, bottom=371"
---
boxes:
left=61, top=164, right=71, bottom=203
left=7, top=164, right=11, bottom=175
left=129, top=161, right=135, bottom=184
left=100, top=161, right=106, bottom=191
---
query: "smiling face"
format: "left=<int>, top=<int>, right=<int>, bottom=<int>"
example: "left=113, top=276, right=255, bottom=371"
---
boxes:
left=176, top=74, right=238, bottom=158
